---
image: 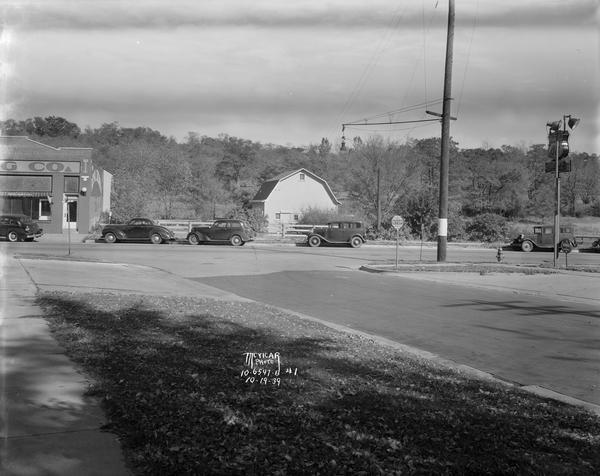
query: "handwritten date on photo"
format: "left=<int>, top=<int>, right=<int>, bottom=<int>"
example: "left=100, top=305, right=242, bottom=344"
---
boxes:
left=240, top=367, right=298, bottom=387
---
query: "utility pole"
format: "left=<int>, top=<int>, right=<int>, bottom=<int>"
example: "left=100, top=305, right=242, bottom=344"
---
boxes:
left=376, top=165, right=381, bottom=230
left=437, top=0, right=455, bottom=262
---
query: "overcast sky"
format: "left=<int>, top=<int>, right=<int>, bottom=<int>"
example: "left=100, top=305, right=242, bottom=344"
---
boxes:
left=1, top=0, right=598, bottom=153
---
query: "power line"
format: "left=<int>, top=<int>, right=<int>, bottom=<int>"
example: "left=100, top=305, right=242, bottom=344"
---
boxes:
left=343, top=118, right=439, bottom=127
left=342, top=98, right=443, bottom=125
left=332, top=3, right=409, bottom=139
left=455, top=0, right=479, bottom=116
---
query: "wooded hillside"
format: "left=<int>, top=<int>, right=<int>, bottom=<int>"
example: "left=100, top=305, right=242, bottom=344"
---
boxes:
left=2, top=116, right=598, bottom=241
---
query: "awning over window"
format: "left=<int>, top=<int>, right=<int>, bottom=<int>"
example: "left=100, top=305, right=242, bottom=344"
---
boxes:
left=0, top=191, right=51, bottom=198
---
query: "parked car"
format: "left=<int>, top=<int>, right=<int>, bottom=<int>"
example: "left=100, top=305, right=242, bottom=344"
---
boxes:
left=101, top=218, right=176, bottom=244
left=187, top=219, right=255, bottom=246
left=511, top=225, right=577, bottom=252
left=307, top=221, right=366, bottom=248
left=0, top=214, right=44, bottom=242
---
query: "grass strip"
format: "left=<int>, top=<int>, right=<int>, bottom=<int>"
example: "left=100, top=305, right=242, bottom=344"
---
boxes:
left=38, top=291, right=600, bottom=475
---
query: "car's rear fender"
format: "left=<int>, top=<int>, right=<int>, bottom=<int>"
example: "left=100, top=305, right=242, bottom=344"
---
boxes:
left=103, top=227, right=127, bottom=239
left=156, top=228, right=174, bottom=239
left=309, top=233, right=327, bottom=242
left=190, top=232, right=208, bottom=242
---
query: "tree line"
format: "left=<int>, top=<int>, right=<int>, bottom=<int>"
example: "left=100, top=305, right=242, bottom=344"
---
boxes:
left=2, top=116, right=598, bottom=241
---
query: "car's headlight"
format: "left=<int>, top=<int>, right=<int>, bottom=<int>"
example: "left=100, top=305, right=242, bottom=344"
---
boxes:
left=25, top=225, right=30, bottom=232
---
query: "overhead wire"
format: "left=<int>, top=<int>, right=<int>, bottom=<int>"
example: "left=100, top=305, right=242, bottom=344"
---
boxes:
left=455, top=0, right=479, bottom=116
left=332, top=2, right=409, bottom=139
left=344, top=98, right=443, bottom=125
left=334, top=1, right=450, bottom=146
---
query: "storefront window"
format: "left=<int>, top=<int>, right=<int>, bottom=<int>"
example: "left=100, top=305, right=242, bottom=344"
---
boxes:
left=0, top=196, right=49, bottom=220
left=39, top=199, right=51, bottom=220
left=64, top=176, right=80, bottom=194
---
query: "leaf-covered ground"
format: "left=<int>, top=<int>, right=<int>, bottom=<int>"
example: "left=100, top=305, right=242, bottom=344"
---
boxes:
left=38, top=291, right=600, bottom=475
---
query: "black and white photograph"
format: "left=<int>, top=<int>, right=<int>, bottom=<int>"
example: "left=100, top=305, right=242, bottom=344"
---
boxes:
left=1, top=1, right=599, bottom=474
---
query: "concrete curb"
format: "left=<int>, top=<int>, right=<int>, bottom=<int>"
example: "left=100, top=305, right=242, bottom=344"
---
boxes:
left=359, top=264, right=600, bottom=306
left=360, top=263, right=564, bottom=275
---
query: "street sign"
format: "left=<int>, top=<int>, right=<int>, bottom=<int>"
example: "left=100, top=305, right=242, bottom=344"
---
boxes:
left=391, top=215, right=404, bottom=230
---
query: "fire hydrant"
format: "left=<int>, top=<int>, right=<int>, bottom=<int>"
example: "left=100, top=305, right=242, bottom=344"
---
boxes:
left=496, top=247, right=503, bottom=263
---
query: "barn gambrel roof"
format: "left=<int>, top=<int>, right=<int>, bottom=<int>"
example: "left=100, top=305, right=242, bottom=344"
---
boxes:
left=250, top=168, right=341, bottom=205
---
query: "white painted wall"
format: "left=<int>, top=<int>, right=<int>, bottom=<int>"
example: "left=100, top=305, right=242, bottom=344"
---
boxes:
left=263, top=173, right=337, bottom=231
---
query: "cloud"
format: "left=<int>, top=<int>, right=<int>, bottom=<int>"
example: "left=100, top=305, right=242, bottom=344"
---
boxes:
left=3, top=0, right=597, bottom=31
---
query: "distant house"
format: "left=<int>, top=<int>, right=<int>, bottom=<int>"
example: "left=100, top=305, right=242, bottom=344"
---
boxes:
left=250, top=168, right=340, bottom=233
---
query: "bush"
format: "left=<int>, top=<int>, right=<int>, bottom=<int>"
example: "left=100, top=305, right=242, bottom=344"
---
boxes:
left=298, top=206, right=340, bottom=225
left=365, top=225, right=411, bottom=241
left=465, top=213, right=508, bottom=242
left=226, top=207, right=268, bottom=233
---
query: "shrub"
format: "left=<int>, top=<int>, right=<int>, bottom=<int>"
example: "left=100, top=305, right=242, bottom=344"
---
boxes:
left=226, top=207, right=268, bottom=233
left=365, top=225, right=411, bottom=241
left=465, top=213, right=508, bottom=242
left=298, top=206, right=341, bottom=225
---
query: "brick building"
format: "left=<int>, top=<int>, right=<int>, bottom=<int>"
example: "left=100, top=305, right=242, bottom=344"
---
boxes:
left=0, top=136, right=112, bottom=234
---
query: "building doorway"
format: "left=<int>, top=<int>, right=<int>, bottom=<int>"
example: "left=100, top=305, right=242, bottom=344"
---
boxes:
left=63, top=195, right=78, bottom=230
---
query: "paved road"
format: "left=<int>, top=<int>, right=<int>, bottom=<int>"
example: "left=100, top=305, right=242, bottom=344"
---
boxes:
left=6, top=240, right=600, bottom=278
left=5, top=240, right=600, bottom=406
left=195, top=269, right=600, bottom=405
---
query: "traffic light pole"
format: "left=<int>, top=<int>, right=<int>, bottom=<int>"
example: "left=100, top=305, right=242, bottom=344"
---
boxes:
left=553, top=123, right=560, bottom=267
left=550, top=114, right=579, bottom=267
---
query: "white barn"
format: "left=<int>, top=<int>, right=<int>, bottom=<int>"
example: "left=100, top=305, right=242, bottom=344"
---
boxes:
left=250, top=168, right=340, bottom=233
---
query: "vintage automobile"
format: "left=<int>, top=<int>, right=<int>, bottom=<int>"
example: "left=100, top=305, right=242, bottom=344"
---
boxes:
left=511, top=224, right=577, bottom=252
left=186, top=219, right=255, bottom=246
left=307, top=221, right=366, bottom=248
left=0, top=214, right=44, bottom=242
left=101, top=218, right=176, bottom=244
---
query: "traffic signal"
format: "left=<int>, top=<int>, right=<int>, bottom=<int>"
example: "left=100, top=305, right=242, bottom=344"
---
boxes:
left=545, top=124, right=571, bottom=173
left=558, top=130, right=569, bottom=159
left=545, top=157, right=571, bottom=173
left=547, top=127, right=558, bottom=159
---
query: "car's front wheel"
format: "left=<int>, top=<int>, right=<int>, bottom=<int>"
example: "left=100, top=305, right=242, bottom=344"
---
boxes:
left=188, top=233, right=200, bottom=245
left=521, top=240, right=534, bottom=252
left=349, top=236, right=363, bottom=248
left=230, top=235, right=243, bottom=246
left=308, top=235, right=321, bottom=247
left=104, top=232, right=117, bottom=244
left=7, top=231, right=20, bottom=242
left=150, top=233, right=163, bottom=244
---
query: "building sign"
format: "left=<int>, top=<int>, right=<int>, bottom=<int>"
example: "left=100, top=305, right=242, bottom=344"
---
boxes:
left=0, top=160, right=81, bottom=173
left=0, top=175, right=52, bottom=192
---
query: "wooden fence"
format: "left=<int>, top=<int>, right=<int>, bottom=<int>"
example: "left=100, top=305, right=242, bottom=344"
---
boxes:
left=156, top=220, right=323, bottom=239
left=156, top=220, right=214, bottom=238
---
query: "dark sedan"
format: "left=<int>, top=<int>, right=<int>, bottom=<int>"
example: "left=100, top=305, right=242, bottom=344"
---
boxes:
left=101, top=218, right=176, bottom=244
left=0, top=214, right=44, bottom=242
left=307, top=221, right=366, bottom=248
left=186, top=219, right=255, bottom=246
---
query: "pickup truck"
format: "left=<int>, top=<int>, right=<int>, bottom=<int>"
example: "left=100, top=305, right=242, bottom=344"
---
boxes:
left=101, top=218, right=176, bottom=244
left=186, top=219, right=255, bottom=246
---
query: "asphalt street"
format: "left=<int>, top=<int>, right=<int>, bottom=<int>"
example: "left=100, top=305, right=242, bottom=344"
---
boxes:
left=7, top=243, right=600, bottom=408
left=194, top=269, right=600, bottom=405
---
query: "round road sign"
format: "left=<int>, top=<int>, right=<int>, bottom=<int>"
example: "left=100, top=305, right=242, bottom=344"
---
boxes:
left=391, top=215, right=404, bottom=230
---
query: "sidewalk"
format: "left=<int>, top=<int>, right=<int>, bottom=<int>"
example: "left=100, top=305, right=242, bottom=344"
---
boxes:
left=0, top=255, right=130, bottom=476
